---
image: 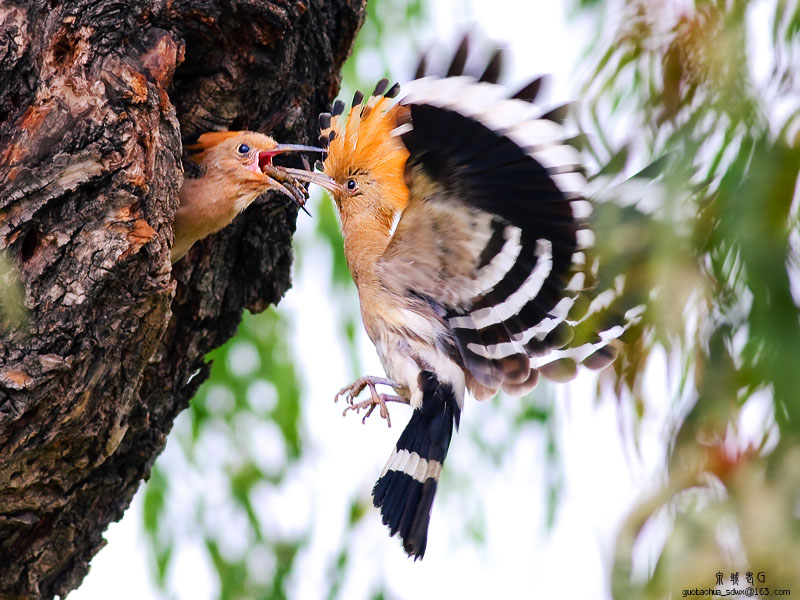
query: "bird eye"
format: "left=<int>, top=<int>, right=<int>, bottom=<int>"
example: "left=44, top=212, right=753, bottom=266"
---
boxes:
left=346, top=179, right=358, bottom=192
left=237, top=144, right=250, bottom=154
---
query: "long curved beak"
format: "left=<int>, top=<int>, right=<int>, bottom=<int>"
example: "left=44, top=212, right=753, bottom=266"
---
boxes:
left=281, top=167, right=342, bottom=194
left=272, top=144, right=328, bottom=154
left=259, top=144, right=326, bottom=167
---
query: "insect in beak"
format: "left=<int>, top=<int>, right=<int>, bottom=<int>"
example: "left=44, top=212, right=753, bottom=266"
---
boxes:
left=279, top=167, right=342, bottom=194
left=258, top=145, right=327, bottom=215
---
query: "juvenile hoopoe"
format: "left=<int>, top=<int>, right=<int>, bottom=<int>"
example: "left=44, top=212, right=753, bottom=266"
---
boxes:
left=173, top=131, right=321, bottom=263
left=311, top=39, right=639, bottom=559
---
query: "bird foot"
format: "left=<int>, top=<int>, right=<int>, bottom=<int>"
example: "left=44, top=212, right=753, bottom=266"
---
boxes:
left=334, top=376, right=406, bottom=428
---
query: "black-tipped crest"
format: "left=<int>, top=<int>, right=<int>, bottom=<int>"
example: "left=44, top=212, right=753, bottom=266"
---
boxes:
left=373, top=78, right=389, bottom=96
left=319, top=112, right=332, bottom=130
left=352, top=90, right=364, bottom=108
left=318, top=134, right=328, bottom=149
left=332, top=99, right=345, bottom=116
left=314, top=159, right=324, bottom=172
left=385, top=82, right=401, bottom=98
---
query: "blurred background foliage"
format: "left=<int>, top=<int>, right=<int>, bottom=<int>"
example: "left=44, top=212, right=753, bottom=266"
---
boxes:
left=575, top=0, right=800, bottom=597
left=136, top=0, right=800, bottom=598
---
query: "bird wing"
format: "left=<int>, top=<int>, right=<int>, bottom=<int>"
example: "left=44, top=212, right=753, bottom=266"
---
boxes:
left=377, top=76, right=624, bottom=395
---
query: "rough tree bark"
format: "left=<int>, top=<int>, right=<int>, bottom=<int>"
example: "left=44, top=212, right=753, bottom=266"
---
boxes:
left=0, top=0, right=365, bottom=597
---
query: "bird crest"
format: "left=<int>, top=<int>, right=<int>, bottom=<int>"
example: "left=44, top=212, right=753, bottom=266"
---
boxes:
left=183, top=131, right=247, bottom=163
left=319, top=80, right=410, bottom=211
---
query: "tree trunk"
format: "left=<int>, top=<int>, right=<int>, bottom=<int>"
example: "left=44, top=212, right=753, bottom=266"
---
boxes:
left=0, top=0, right=365, bottom=597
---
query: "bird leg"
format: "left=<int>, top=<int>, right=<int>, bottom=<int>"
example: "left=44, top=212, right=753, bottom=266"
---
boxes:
left=334, top=376, right=408, bottom=427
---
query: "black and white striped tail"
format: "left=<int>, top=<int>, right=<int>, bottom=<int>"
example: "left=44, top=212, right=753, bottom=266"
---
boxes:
left=372, top=371, right=461, bottom=559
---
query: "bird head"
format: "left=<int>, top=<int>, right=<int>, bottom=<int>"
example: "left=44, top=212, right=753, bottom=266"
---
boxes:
left=185, top=131, right=323, bottom=214
left=304, top=82, right=410, bottom=231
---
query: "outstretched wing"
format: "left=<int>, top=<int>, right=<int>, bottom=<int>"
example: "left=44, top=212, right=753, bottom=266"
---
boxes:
left=377, top=74, right=621, bottom=397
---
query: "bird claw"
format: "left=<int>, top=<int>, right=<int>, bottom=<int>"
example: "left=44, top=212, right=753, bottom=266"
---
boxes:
left=334, top=376, right=405, bottom=428
left=344, top=395, right=392, bottom=427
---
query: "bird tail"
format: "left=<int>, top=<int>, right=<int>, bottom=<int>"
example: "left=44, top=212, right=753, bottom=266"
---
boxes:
left=371, top=371, right=461, bottom=560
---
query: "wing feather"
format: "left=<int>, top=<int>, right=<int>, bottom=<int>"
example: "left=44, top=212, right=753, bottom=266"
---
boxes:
left=377, top=75, right=632, bottom=398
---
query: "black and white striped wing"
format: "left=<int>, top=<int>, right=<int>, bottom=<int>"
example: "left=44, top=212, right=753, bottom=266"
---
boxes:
left=379, top=77, right=617, bottom=396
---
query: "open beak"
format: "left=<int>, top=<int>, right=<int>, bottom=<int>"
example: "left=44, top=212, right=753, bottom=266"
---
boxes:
left=258, top=144, right=326, bottom=215
left=258, top=144, right=327, bottom=169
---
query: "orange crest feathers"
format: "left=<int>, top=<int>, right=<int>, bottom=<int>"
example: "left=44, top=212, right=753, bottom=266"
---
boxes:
left=184, top=131, right=248, bottom=163
left=320, top=81, right=410, bottom=212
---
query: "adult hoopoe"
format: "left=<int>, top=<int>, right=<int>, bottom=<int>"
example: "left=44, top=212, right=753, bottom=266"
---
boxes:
left=310, top=39, right=640, bottom=559
left=173, top=131, right=321, bottom=263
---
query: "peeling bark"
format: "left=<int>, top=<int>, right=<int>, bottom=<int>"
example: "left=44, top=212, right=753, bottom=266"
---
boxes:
left=0, top=1, right=365, bottom=597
